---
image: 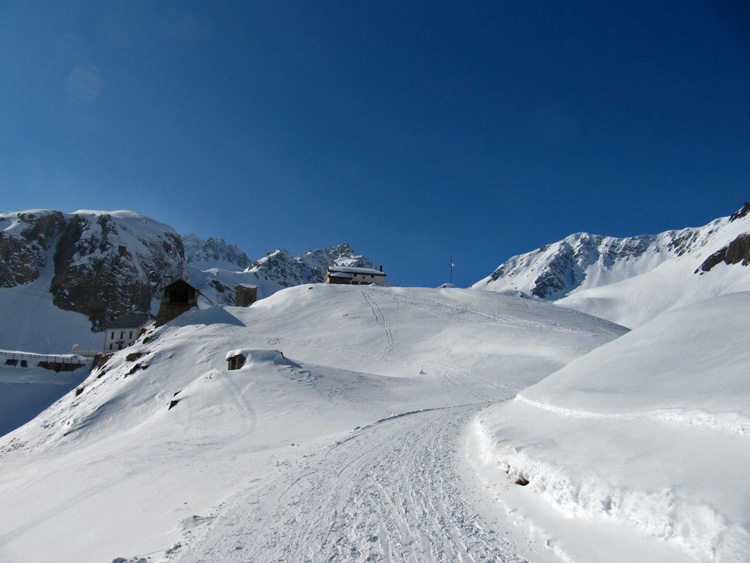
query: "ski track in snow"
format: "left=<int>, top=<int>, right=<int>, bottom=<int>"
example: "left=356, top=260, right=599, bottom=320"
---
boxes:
left=374, top=289, right=620, bottom=336
left=254, top=330, right=499, bottom=403
left=172, top=405, right=525, bottom=563
left=361, top=288, right=396, bottom=358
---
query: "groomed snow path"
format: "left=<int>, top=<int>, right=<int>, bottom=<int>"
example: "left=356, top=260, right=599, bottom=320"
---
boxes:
left=174, top=404, right=525, bottom=563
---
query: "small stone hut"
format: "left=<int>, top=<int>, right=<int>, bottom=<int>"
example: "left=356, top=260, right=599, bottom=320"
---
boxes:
left=235, top=284, right=258, bottom=307
left=226, top=352, right=246, bottom=370
left=155, top=279, right=200, bottom=326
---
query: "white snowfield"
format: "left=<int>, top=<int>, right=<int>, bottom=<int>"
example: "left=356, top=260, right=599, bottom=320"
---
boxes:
left=0, top=285, right=625, bottom=563
left=471, top=292, right=750, bottom=563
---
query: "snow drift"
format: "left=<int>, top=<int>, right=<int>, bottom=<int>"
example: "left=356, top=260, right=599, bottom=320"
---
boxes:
left=471, top=292, right=750, bottom=562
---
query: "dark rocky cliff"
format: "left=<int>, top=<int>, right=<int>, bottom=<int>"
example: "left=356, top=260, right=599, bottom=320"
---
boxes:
left=1, top=211, right=188, bottom=331
left=0, top=211, right=66, bottom=287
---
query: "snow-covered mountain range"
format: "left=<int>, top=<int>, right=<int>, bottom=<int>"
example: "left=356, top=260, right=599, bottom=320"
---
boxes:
left=472, top=201, right=750, bottom=327
left=0, top=209, right=377, bottom=352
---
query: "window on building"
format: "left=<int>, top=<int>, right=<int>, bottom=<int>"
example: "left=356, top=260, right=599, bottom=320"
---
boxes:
left=120, top=331, right=125, bottom=339
left=129, top=331, right=133, bottom=339
left=111, top=332, right=115, bottom=339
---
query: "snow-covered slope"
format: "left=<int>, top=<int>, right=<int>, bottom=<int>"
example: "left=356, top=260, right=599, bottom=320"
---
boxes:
left=472, top=201, right=750, bottom=327
left=470, top=291, right=750, bottom=563
left=0, top=285, right=623, bottom=562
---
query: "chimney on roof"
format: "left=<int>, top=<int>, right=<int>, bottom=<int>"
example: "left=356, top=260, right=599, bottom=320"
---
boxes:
left=379, top=265, right=383, bottom=272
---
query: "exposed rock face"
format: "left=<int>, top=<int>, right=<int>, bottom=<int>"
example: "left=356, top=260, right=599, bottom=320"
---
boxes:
left=1, top=210, right=188, bottom=331
left=0, top=211, right=66, bottom=287
left=183, top=234, right=251, bottom=270
left=50, top=213, right=188, bottom=330
left=730, top=201, right=750, bottom=222
left=699, top=233, right=750, bottom=273
left=482, top=232, right=665, bottom=299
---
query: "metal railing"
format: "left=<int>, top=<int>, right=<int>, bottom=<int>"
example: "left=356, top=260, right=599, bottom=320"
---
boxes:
left=0, top=350, right=92, bottom=369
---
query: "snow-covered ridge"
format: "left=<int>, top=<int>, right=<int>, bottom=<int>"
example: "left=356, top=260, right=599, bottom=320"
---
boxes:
left=472, top=201, right=750, bottom=327
left=472, top=220, right=726, bottom=299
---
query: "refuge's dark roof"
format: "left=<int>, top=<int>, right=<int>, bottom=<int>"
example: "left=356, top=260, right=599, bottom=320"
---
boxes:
left=104, top=313, right=155, bottom=330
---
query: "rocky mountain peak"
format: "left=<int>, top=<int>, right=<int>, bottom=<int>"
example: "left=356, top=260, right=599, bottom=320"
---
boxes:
left=183, top=234, right=250, bottom=270
left=730, top=201, right=750, bottom=223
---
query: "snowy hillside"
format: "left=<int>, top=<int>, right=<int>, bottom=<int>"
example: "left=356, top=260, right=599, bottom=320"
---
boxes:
left=472, top=201, right=750, bottom=327
left=470, top=292, right=750, bottom=563
left=0, top=285, right=623, bottom=562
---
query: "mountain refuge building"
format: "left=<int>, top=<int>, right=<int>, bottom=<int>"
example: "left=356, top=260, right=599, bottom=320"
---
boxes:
left=103, top=313, right=155, bottom=351
left=325, top=266, right=386, bottom=286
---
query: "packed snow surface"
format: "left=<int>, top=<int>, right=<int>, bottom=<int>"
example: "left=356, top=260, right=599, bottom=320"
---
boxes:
left=470, top=292, right=750, bottom=563
left=0, top=285, right=624, bottom=562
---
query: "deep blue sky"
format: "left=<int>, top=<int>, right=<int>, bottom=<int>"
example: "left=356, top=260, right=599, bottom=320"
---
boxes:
left=2, top=1, right=749, bottom=287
